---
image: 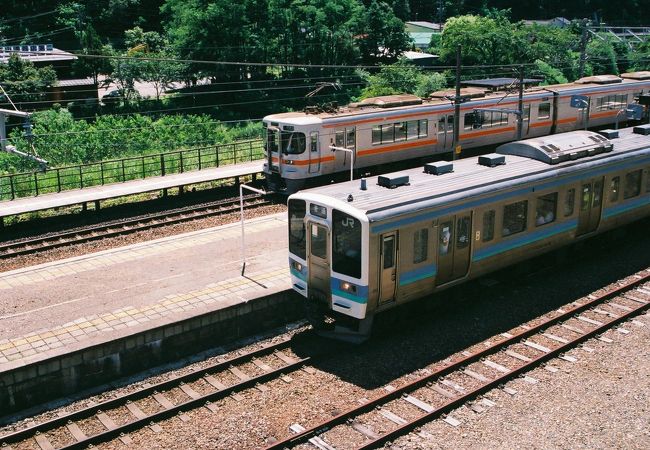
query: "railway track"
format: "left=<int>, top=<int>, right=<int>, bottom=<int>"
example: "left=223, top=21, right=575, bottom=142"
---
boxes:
left=269, top=269, right=650, bottom=450
left=0, top=335, right=316, bottom=450
left=0, top=194, right=273, bottom=259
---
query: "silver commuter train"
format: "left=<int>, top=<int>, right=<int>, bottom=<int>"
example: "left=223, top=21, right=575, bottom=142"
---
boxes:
left=287, top=125, right=650, bottom=340
left=264, top=72, right=650, bottom=193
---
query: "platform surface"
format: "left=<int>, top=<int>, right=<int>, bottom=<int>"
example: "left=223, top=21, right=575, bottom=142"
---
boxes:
left=0, top=160, right=264, bottom=218
left=0, top=212, right=290, bottom=371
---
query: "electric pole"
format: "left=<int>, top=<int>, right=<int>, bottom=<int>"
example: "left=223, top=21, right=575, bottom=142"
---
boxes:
left=578, top=19, right=590, bottom=78
left=452, top=45, right=461, bottom=160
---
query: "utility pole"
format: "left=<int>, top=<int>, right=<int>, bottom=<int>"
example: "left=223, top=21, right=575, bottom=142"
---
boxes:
left=517, top=65, right=525, bottom=140
left=578, top=19, right=590, bottom=78
left=452, top=45, right=461, bottom=160
left=437, top=0, right=444, bottom=27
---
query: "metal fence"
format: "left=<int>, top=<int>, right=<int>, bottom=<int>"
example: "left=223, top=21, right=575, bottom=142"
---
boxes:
left=0, top=139, right=264, bottom=201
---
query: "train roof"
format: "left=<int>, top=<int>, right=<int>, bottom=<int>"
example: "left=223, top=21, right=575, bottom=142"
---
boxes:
left=293, top=126, right=650, bottom=224
left=264, top=72, right=650, bottom=124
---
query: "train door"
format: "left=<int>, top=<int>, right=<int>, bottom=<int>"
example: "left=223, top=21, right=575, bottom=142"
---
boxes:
left=308, top=131, right=320, bottom=173
left=437, top=115, right=454, bottom=151
left=378, top=232, right=398, bottom=304
left=576, top=177, right=604, bottom=236
left=436, top=214, right=472, bottom=285
left=308, top=222, right=331, bottom=301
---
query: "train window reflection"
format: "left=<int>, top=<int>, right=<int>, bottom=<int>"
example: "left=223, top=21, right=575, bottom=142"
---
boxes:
left=288, top=199, right=306, bottom=259
left=624, top=170, right=642, bottom=199
left=609, top=177, right=620, bottom=202
left=592, top=180, right=603, bottom=207
left=332, top=210, right=362, bottom=278
left=502, top=200, right=528, bottom=237
left=456, top=217, right=470, bottom=249
left=535, top=193, right=557, bottom=226
left=310, top=224, right=327, bottom=259
left=413, top=229, right=428, bottom=264
left=581, top=184, right=591, bottom=211
left=482, top=210, right=495, bottom=242
left=564, top=189, right=575, bottom=217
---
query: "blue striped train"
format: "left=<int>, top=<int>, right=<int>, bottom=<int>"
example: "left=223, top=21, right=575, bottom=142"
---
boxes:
left=287, top=125, right=650, bottom=340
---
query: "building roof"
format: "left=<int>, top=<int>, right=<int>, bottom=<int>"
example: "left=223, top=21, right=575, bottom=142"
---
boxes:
left=402, top=51, right=439, bottom=61
left=462, top=77, right=543, bottom=90
left=0, top=44, right=76, bottom=64
left=54, top=78, right=97, bottom=88
left=406, top=21, right=442, bottom=32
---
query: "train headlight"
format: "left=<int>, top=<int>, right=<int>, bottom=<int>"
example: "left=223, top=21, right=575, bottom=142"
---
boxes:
left=340, top=281, right=357, bottom=294
left=284, top=159, right=294, bottom=165
left=292, top=261, right=303, bottom=272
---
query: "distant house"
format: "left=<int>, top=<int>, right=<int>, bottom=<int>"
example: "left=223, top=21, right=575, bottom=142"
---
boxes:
left=0, top=44, right=98, bottom=110
left=405, top=21, right=442, bottom=51
left=402, top=50, right=439, bottom=67
left=523, top=17, right=571, bottom=28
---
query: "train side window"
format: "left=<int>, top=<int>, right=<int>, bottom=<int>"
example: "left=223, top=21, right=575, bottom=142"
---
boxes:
left=395, top=122, right=407, bottom=142
left=310, top=132, right=318, bottom=152
left=419, top=119, right=428, bottom=137
left=538, top=103, right=551, bottom=120
left=381, top=124, right=394, bottom=143
left=563, top=188, right=575, bottom=217
left=581, top=184, right=591, bottom=211
left=456, top=217, right=470, bottom=249
left=407, top=121, right=419, bottom=140
left=372, top=125, right=381, bottom=145
left=609, top=177, right=620, bottom=202
left=438, top=117, right=446, bottom=134
left=464, top=112, right=477, bottom=130
left=413, top=228, right=428, bottom=264
left=346, top=127, right=356, bottom=150
left=502, top=200, right=528, bottom=237
left=624, top=170, right=642, bottom=199
left=335, top=130, right=344, bottom=148
left=535, top=193, right=557, bottom=226
left=482, top=210, right=495, bottom=242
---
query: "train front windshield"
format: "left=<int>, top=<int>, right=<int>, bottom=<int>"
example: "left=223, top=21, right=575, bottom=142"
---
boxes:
left=265, top=127, right=306, bottom=155
left=288, top=199, right=306, bottom=259
left=332, top=210, right=362, bottom=279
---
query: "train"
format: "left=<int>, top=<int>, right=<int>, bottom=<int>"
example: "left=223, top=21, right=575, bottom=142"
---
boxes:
left=263, top=71, right=650, bottom=193
left=287, top=124, right=650, bottom=341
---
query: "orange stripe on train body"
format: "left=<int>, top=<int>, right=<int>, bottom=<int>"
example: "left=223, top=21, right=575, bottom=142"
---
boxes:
left=357, top=138, right=438, bottom=157
left=459, top=126, right=516, bottom=140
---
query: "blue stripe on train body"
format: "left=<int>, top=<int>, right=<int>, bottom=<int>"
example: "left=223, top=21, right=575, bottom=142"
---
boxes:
left=399, top=263, right=437, bottom=286
left=331, top=277, right=369, bottom=304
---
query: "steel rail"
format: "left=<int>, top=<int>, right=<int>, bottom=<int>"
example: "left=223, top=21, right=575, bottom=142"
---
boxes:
left=268, top=269, right=650, bottom=449
left=0, top=194, right=272, bottom=258
left=0, top=336, right=299, bottom=446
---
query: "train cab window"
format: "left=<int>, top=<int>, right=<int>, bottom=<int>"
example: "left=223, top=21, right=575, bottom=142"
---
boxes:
left=609, top=177, right=620, bottom=202
left=413, top=228, right=428, bottom=264
left=624, top=170, right=642, bottom=199
left=280, top=131, right=306, bottom=154
left=538, top=103, right=551, bottom=120
left=482, top=210, right=495, bottom=242
left=535, top=193, right=557, bottom=226
left=564, top=189, right=575, bottom=217
left=332, top=210, right=362, bottom=278
left=502, top=200, right=528, bottom=237
left=288, top=199, right=306, bottom=259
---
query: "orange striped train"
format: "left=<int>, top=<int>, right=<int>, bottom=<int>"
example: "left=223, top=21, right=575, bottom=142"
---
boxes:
left=262, top=72, right=650, bottom=193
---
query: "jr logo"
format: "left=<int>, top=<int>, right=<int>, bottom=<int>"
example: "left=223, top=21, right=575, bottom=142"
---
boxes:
left=341, top=218, right=355, bottom=228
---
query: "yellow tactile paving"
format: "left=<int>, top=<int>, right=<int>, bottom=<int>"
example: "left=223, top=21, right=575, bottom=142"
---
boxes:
left=0, top=266, right=290, bottom=366
left=0, top=215, right=285, bottom=290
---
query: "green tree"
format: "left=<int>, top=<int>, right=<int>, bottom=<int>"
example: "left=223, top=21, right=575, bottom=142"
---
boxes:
left=358, top=1, right=412, bottom=64
left=357, top=60, right=445, bottom=99
left=0, top=54, right=57, bottom=109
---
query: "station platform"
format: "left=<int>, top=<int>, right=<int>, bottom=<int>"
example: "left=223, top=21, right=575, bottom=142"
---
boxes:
left=0, top=160, right=264, bottom=219
left=0, top=212, right=297, bottom=414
